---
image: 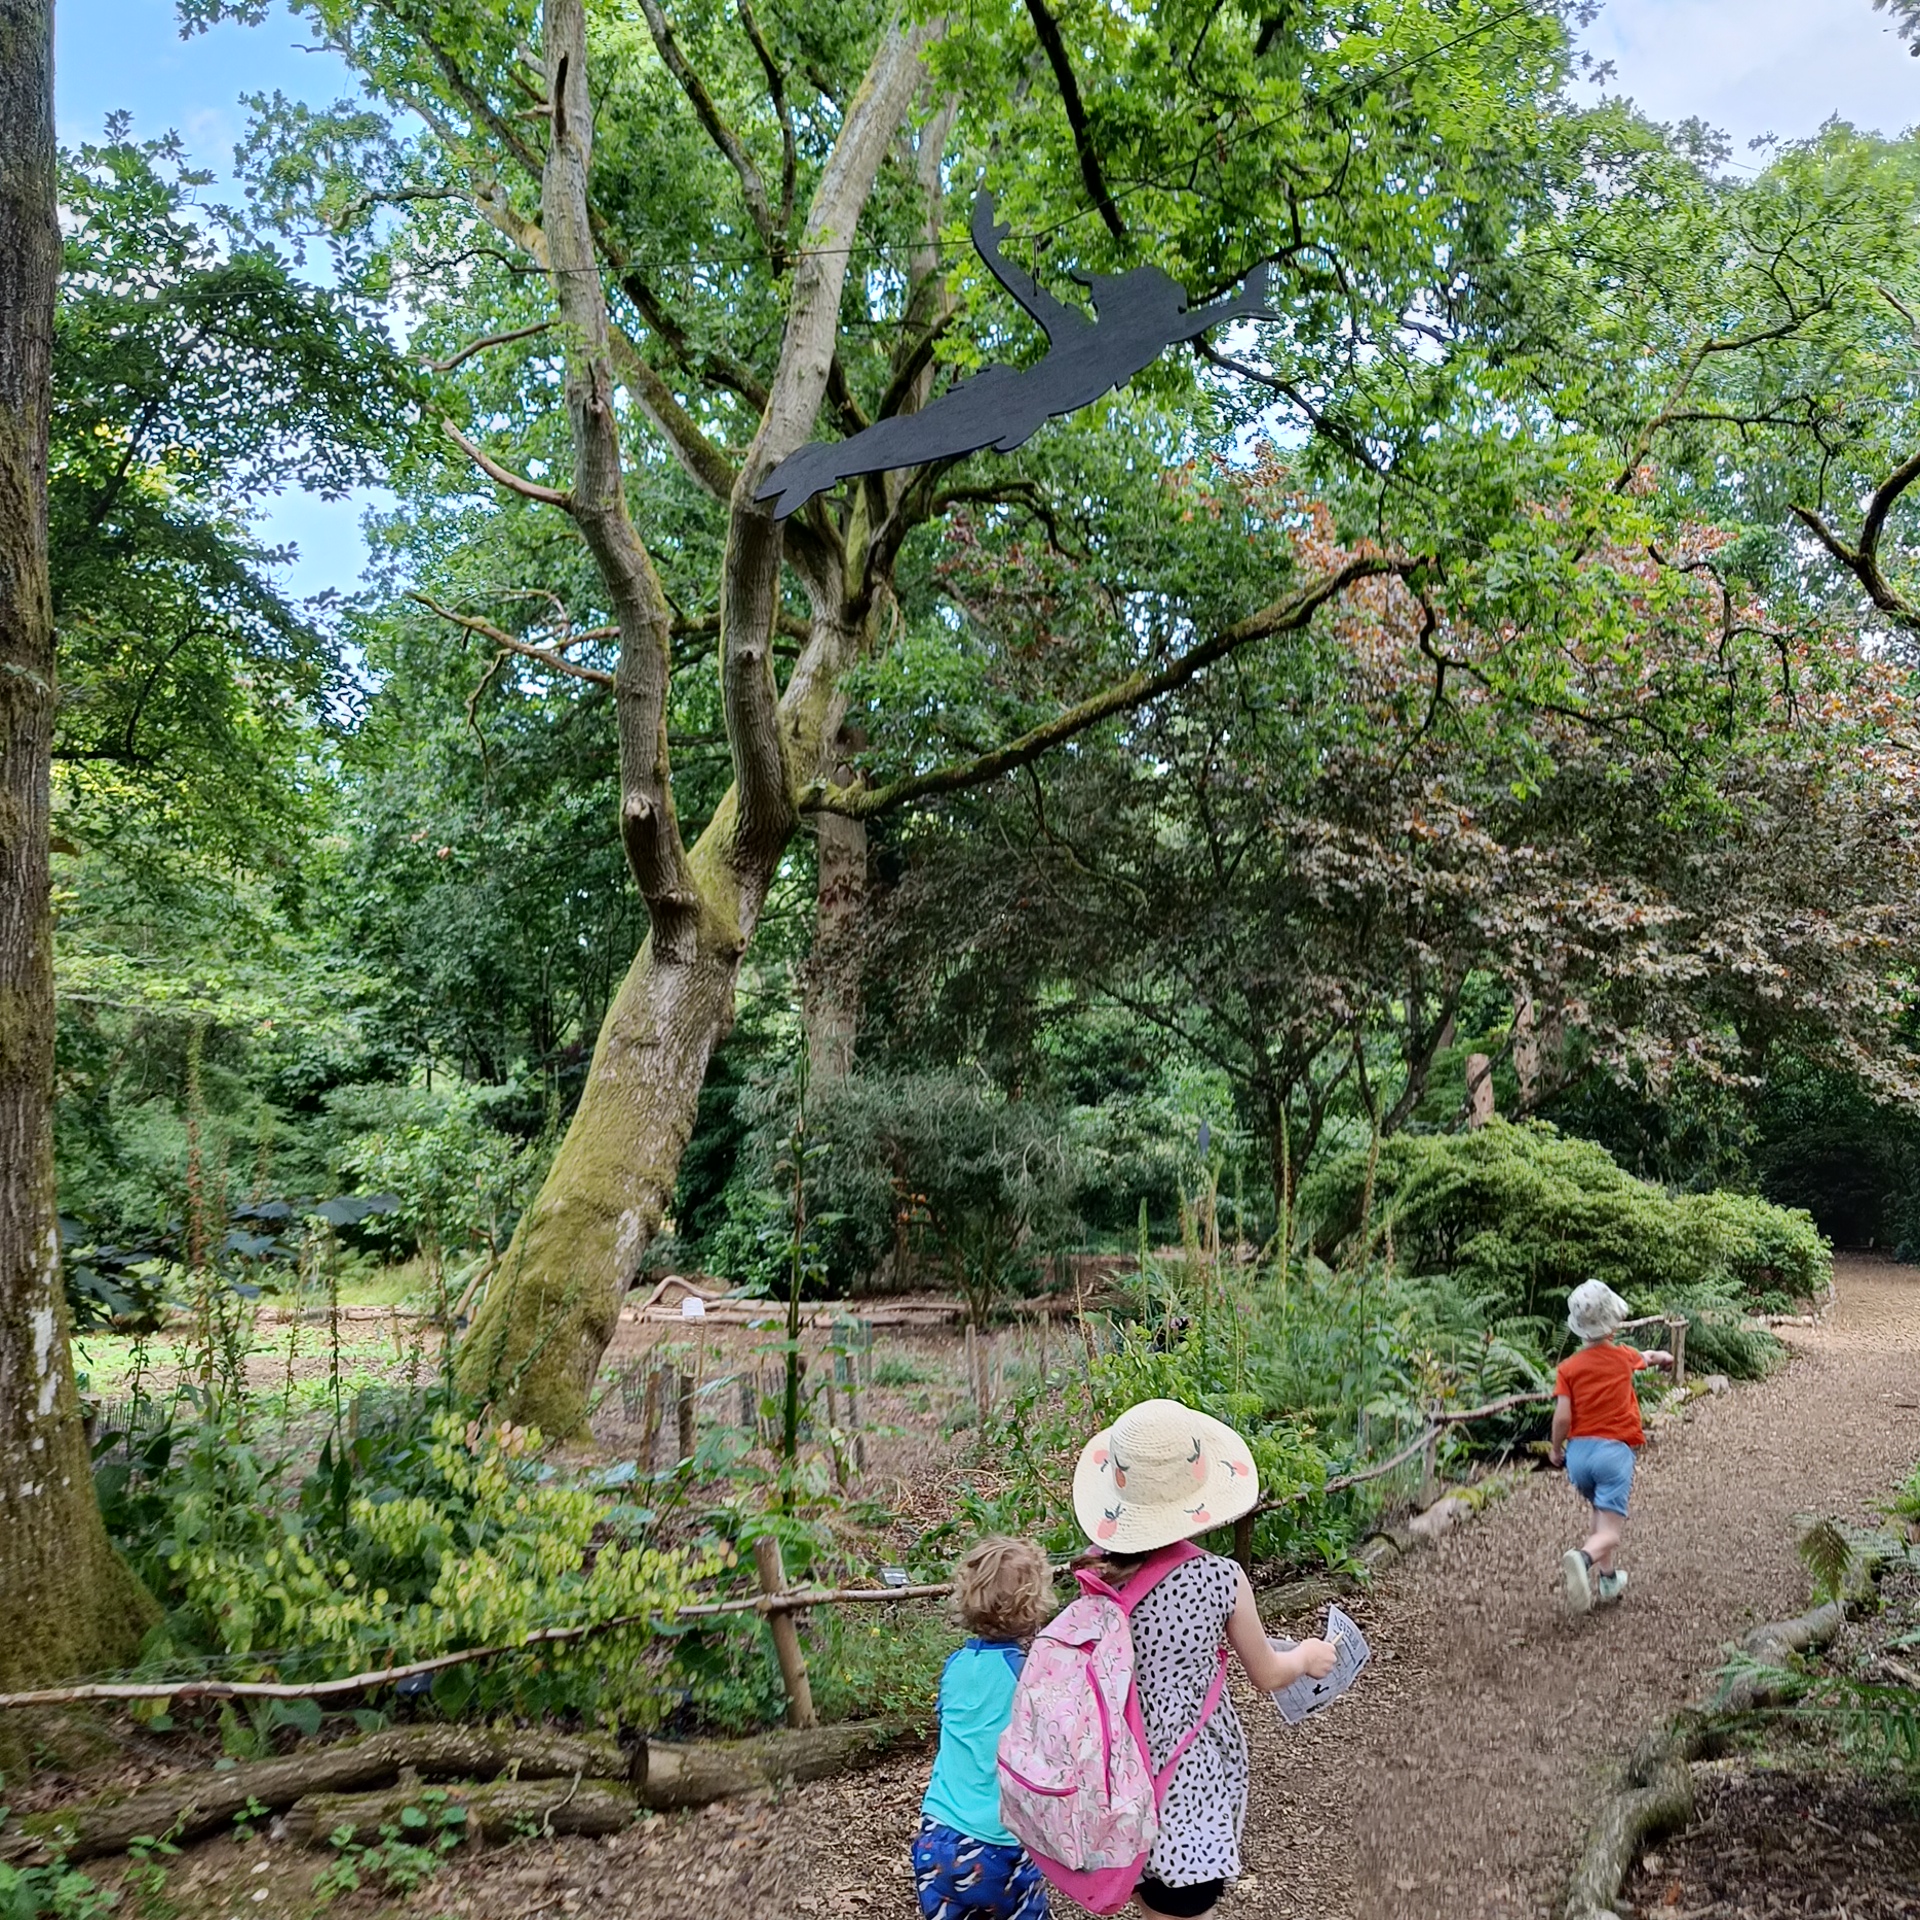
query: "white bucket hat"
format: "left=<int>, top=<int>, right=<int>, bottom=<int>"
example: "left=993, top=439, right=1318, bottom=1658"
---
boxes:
left=1567, top=1279, right=1630, bottom=1342
left=1072, top=1397, right=1260, bottom=1554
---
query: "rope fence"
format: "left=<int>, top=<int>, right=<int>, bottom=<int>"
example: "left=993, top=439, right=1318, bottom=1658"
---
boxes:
left=0, top=1315, right=1699, bottom=1719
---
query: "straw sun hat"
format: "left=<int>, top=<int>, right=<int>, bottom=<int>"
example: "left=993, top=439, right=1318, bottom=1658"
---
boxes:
left=1073, top=1397, right=1260, bottom=1555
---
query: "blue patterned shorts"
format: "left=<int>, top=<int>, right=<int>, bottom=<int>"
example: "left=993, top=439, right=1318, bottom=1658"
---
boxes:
left=911, top=1818, right=1051, bottom=1919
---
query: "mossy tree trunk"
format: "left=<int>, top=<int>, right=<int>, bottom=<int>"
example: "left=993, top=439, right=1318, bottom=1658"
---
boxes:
left=0, top=0, right=158, bottom=1724
left=455, top=0, right=932, bottom=1436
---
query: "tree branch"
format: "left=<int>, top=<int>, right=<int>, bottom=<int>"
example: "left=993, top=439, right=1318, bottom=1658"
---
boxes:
left=607, top=325, right=741, bottom=503
left=409, top=591, right=614, bottom=685
left=638, top=0, right=784, bottom=267
left=1790, top=444, right=1920, bottom=628
left=805, top=556, right=1402, bottom=818
left=616, top=268, right=769, bottom=410
left=1023, top=0, right=1126, bottom=243
left=545, top=0, right=702, bottom=941
left=736, top=0, right=796, bottom=234
left=442, top=418, right=572, bottom=508
left=727, top=13, right=939, bottom=861
left=423, top=319, right=554, bottom=373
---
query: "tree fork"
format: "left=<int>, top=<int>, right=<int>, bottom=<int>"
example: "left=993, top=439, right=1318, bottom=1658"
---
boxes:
left=456, top=3, right=934, bottom=1436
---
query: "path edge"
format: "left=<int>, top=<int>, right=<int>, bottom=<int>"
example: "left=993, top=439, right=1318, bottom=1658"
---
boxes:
left=1560, top=1527, right=1914, bottom=1920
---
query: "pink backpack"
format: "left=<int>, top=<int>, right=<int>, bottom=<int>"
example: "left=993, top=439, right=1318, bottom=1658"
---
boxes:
left=995, top=1541, right=1230, bottom=1914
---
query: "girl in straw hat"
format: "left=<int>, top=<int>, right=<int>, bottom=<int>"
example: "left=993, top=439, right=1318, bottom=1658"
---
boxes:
left=1074, top=1398, right=1337, bottom=1917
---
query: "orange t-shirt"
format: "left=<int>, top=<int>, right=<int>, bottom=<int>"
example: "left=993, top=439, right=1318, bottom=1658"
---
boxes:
left=1554, top=1341, right=1650, bottom=1447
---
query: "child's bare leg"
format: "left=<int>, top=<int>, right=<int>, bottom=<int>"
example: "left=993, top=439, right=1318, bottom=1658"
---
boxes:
left=1582, top=1507, right=1624, bottom=1574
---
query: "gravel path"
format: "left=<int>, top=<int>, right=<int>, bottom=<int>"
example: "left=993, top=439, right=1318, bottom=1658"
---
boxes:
left=423, top=1255, right=1920, bottom=1920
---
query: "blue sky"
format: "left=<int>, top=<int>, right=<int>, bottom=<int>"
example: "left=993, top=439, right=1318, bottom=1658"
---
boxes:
left=57, top=0, right=1918, bottom=602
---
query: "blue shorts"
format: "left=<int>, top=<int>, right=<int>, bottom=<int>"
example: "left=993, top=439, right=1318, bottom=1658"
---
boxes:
left=912, top=1818, right=1050, bottom=1920
left=1566, top=1437, right=1636, bottom=1516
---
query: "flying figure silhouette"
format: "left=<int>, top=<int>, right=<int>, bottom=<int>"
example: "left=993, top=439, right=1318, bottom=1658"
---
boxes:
left=755, top=191, right=1275, bottom=520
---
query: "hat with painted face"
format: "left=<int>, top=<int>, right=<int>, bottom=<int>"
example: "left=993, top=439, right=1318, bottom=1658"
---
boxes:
left=1072, top=1397, right=1260, bottom=1555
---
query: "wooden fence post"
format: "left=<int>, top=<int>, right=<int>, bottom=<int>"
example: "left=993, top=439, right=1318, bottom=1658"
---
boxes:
left=845, top=1368, right=866, bottom=1476
left=753, top=1536, right=817, bottom=1729
left=676, top=1371, right=695, bottom=1463
left=824, top=1376, right=845, bottom=1489
left=1667, top=1315, right=1688, bottom=1389
left=1417, top=1422, right=1442, bottom=1508
left=1232, top=1513, right=1254, bottom=1580
left=640, top=1368, right=663, bottom=1469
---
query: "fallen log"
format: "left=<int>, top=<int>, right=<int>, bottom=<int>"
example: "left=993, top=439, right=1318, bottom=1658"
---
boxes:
left=288, top=1775, right=636, bottom=1846
left=18, top=1726, right=625, bottom=1861
left=637, top=1719, right=919, bottom=1811
left=1713, top=1600, right=1846, bottom=1714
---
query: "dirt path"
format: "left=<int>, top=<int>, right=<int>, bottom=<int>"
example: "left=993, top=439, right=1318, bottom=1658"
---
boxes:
left=421, top=1256, right=1920, bottom=1920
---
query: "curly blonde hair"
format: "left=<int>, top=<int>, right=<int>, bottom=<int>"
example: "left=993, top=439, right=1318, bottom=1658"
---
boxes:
left=951, top=1535, right=1055, bottom=1642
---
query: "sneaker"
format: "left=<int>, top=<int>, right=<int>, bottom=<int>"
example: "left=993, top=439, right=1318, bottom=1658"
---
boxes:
left=1562, top=1548, right=1594, bottom=1614
left=1595, top=1568, right=1628, bottom=1606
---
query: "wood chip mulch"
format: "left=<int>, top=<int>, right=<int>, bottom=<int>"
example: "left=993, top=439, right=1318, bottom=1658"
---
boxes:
left=1623, top=1769, right=1920, bottom=1918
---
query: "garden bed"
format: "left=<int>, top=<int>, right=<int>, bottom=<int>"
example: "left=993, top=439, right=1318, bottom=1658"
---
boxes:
left=1623, top=1768, right=1920, bottom=1917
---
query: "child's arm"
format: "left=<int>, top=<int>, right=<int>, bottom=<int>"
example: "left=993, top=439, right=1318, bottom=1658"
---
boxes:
left=1636, top=1348, right=1673, bottom=1370
left=1547, top=1391, right=1572, bottom=1468
left=1224, top=1567, right=1337, bottom=1692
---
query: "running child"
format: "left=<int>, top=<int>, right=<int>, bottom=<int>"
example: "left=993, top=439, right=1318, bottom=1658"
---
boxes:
left=914, top=1536, right=1057, bottom=1920
left=1073, top=1398, right=1338, bottom=1917
left=1549, top=1279, right=1674, bottom=1613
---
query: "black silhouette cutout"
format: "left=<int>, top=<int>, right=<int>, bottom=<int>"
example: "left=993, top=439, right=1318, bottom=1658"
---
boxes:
left=756, top=191, right=1274, bottom=519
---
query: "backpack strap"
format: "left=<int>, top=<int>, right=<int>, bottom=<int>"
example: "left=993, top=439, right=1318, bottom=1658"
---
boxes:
left=1109, top=1544, right=1231, bottom=1803
left=1151, top=1644, right=1230, bottom=1801
left=1113, top=1539, right=1202, bottom=1610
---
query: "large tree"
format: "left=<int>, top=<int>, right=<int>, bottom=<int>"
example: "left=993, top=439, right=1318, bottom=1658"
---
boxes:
left=0, top=0, right=157, bottom=1713
left=220, top=0, right=1915, bottom=1431
left=856, top=478, right=1920, bottom=1215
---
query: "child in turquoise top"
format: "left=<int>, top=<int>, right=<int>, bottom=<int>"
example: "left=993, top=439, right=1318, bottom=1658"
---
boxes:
left=914, top=1536, right=1056, bottom=1919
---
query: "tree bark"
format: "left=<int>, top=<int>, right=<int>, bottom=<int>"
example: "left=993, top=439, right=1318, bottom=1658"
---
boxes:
left=457, top=5, right=932, bottom=1437
left=807, top=720, right=867, bottom=1082
left=637, top=1718, right=916, bottom=1810
left=455, top=898, right=745, bottom=1433
left=0, top=0, right=157, bottom=1741
left=23, top=1726, right=628, bottom=1861
left=287, top=1776, right=636, bottom=1847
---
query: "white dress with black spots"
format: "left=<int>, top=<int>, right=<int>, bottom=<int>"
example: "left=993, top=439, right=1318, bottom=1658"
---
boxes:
left=1129, top=1551, right=1248, bottom=1888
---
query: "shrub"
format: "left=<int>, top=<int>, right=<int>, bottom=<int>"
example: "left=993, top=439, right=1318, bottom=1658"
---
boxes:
left=103, top=1392, right=723, bottom=1723
left=1298, top=1121, right=1827, bottom=1332
left=755, top=1069, right=1083, bottom=1310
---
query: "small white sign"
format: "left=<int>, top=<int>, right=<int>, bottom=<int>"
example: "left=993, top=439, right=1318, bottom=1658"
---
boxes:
left=680, top=1295, right=707, bottom=1319
left=1269, top=1604, right=1371, bottom=1726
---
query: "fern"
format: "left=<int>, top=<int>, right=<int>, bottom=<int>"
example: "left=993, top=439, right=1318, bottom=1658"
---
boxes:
left=1801, top=1675, right=1920, bottom=1768
left=1799, top=1518, right=1856, bottom=1608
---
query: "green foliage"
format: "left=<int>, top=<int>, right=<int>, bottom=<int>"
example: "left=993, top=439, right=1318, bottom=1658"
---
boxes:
left=101, top=1390, right=723, bottom=1721
left=0, top=1789, right=117, bottom=1920
left=314, top=1794, right=469, bottom=1899
left=52, top=122, right=411, bottom=867
left=713, top=1068, right=1083, bottom=1311
left=1655, top=1280, right=1786, bottom=1383
left=0, top=1863, right=118, bottom=1920
left=1798, top=1520, right=1857, bottom=1611
left=1300, top=1122, right=1825, bottom=1353
left=1892, top=1463, right=1920, bottom=1529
